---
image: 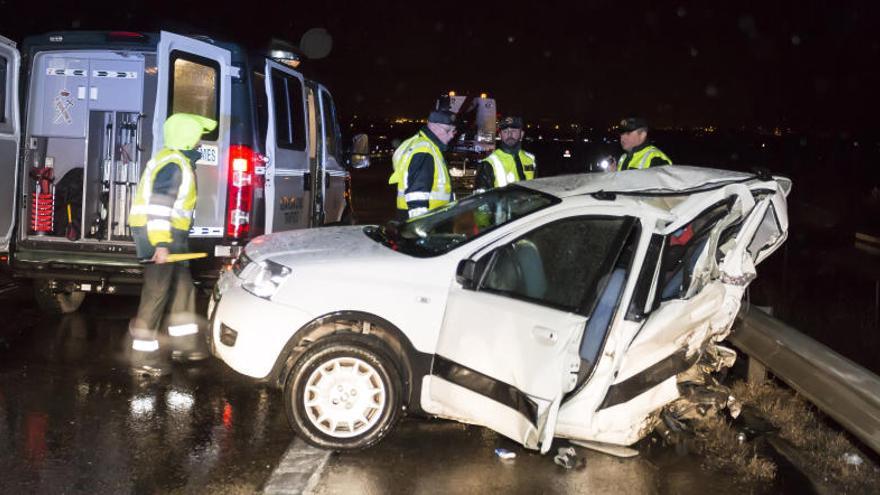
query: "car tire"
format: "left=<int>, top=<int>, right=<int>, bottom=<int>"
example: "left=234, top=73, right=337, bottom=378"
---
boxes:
left=284, top=336, right=402, bottom=451
left=33, top=280, right=86, bottom=315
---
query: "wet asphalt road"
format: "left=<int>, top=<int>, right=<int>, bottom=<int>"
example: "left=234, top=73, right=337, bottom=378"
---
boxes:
left=0, top=280, right=810, bottom=494
left=0, top=287, right=292, bottom=494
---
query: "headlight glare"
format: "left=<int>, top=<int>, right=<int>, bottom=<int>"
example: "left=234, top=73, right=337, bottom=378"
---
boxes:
left=243, top=259, right=292, bottom=299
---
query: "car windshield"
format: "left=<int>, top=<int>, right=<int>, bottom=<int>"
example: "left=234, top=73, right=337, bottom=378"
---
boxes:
left=364, top=186, right=559, bottom=257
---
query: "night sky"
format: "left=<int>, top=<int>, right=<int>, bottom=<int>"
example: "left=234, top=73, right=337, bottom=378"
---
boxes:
left=2, top=0, right=878, bottom=132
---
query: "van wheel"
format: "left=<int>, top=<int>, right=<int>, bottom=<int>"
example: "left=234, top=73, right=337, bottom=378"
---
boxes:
left=33, top=281, right=86, bottom=315
left=284, top=337, right=402, bottom=451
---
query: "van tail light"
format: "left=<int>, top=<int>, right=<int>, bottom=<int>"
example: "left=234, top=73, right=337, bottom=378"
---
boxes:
left=225, top=145, right=257, bottom=240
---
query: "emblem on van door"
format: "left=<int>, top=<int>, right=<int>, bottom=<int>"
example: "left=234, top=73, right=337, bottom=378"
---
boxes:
left=280, top=196, right=297, bottom=210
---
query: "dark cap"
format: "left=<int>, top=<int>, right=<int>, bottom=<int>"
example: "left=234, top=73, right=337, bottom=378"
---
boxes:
left=618, top=117, right=649, bottom=133
left=498, top=116, right=524, bottom=130
left=428, top=110, right=456, bottom=125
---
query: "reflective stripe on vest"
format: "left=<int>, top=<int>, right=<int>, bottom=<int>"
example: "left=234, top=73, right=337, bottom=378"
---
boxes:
left=390, top=131, right=451, bottom=212
left=129, top=148, right=197, bottom=245
left=618, top=145, right=671, bottom=171
left=486, top=149, right=536, bottom=187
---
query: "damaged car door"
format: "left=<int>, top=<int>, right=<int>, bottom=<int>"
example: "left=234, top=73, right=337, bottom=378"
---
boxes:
left=424, top=214, right=636, bottom=452
left=591, top=180, right=789, bottom=439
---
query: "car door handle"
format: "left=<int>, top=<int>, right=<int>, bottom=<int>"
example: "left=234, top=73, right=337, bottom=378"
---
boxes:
left=532, top=326, right=558, bottom=344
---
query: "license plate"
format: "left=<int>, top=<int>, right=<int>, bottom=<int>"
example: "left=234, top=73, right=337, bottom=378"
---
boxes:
left=214, top=245, right=232, bottom=257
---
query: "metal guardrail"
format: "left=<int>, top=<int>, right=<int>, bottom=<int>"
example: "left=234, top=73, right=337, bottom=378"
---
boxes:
left=730, top=305, right=880, bottom=454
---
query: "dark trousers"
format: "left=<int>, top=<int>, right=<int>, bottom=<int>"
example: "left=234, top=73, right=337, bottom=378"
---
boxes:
left=129, top=227, right=201, bottom=354
left=132, top=261, right=196, bottom=338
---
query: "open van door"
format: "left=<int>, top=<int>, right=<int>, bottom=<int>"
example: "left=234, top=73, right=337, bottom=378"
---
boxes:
left=0, top=35, right=19, bottom=253
left=316, top=86, right=346, bottom=225
left=263, top=60, right=310, bottom=233
left=153, top=31, right=233, bottom=238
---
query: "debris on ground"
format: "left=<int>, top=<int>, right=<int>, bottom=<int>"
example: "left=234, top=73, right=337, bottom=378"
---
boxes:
left=494, top=448, right=516, bottom=460
left=692, top=414, right=777, bottom=481
left=732, top=380, right=880, bottom=492
left=553, top=446, right=582, bottom=470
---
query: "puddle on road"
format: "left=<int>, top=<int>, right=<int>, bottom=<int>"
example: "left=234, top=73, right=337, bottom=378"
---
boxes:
left=314, top=418, right=804, bottom=495
left=0, top=292, right=293, bottom=494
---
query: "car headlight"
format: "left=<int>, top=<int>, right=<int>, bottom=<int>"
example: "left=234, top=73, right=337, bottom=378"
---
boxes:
left=242, top=259, right=292, bottom=299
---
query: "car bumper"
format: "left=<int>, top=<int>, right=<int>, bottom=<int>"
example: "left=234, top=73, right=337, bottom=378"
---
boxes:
left=210, top=284, right=314, bottom=380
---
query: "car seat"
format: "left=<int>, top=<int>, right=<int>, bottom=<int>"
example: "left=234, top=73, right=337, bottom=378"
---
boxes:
left=579, top=268, right=627, bottom=368
left=512, top=239, right=547, bottom=299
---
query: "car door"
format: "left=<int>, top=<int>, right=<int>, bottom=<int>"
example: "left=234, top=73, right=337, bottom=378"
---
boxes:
left=719, top=180, right=790, bottom=279
left=425, top=214, right=636, bottom=452
left=595, top=183, right=763, bottom=412
left=0, top=35, right=19, bottom=254
left=264, top=60, right=310, bottom=233
left=153, top=31, right=233, bottom=238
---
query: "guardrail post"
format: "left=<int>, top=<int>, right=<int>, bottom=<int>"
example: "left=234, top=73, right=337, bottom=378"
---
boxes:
left=746, top=356, right=767, bottom=385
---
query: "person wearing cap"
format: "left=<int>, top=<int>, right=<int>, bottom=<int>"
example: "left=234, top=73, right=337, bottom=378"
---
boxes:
left=388, top=109, right=457, bottom=219
left=128, top=113, right=217, bottom=376
left=475, top=116, right=536, bottom=191
left=617, top=117, right=671, bottom=171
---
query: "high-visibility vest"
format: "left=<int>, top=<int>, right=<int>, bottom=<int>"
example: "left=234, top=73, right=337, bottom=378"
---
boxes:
left=618, top=145, right=671, bottom=171
left=389, top=131, right=451, bottom=212
left=484, top=148, right=536, bottom=187
left=129, top=148, right=197, bottom=245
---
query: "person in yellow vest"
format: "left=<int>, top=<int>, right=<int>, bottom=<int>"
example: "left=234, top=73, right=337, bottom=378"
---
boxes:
left=475, top=116, right=536, bottom=191
left=128, top=113, right=217, bottom=376
left=617, top=117, right=672, bottom=170
left=389, top=109, right=457, bottom=219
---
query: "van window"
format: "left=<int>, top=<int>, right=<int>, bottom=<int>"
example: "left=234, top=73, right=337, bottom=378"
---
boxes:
left=271, top=74, right=290, bottom=146
left=252, top=71, right=269, bottom=149
left=0, top=55, right=7, bottom=124
left=271, top=70, right=306, bottom=151
left=168, top=51, right=219, bottom=141
left=320, top=89, right=339, bottom=161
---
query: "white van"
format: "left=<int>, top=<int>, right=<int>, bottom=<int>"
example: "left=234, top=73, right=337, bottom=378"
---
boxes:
left=0, top=31, right=368, bottom=313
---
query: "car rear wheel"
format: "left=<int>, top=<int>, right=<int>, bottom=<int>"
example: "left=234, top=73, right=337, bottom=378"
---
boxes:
left=284, top=337, right=402, bottom=450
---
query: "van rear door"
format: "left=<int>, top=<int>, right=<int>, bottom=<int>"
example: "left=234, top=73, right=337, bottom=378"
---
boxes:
left=263, top=60, right=310, bottom=233
left=153, top=31, right=233, bottom=239
left=0, top=35, right=20, bottom=253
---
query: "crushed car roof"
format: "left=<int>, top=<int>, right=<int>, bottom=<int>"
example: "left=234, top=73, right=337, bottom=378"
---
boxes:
left=522, top=166, right=762, bottom=198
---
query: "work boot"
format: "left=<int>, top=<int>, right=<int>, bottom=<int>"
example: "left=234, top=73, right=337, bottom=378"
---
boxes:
left=171, top=349, right=210, bottom=364
left=130, top=349, right=171, bottom=377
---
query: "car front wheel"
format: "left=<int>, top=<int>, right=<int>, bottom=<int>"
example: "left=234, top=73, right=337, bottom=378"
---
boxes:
left=284, top=337, right=402, bottom=450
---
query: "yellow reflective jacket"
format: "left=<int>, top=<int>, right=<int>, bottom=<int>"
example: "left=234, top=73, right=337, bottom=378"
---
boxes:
left=389, top=130, right=451, bottom=214
left=483, top=148, right=536, bottom=187
left=128, top=148, right=197, bottom=246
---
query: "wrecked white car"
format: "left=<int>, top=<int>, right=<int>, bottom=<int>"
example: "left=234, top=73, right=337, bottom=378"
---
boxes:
left=208, top=166, right=790, bottom=452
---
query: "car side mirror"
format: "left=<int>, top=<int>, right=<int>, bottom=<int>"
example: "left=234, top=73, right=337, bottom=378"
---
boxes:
left=347, top=133, right=370, bottom=169
left=456, top=259, right=479, bottom=290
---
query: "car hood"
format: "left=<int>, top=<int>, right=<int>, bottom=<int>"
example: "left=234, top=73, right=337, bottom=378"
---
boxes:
left=243, top=226, right=401, bottom=266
